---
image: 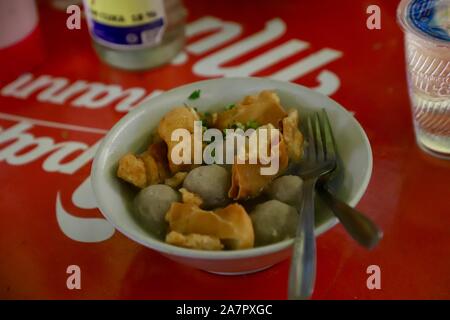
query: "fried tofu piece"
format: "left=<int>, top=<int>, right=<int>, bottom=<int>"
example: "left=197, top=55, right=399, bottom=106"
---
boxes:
left=165, top=172, right=188, bottom=188
left=117, top=153, right=147, bottom=188
left=215, top=91, right=287, bottom=130
left=228, top=125, right=289, bottom=200
left=179, top=187, right=203, bottom=207
left=166, top=231, right=223, bottom=250
left=282, top=109, right=304, bottom=162
left=165, top=202, right=254, bottom=249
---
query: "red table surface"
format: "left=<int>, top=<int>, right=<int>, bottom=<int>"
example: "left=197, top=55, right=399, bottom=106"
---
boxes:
left=0, top=0, right=449, bottom=300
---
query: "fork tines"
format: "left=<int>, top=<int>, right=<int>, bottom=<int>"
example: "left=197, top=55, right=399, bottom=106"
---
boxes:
left=304, top=110, right=337, bottom=163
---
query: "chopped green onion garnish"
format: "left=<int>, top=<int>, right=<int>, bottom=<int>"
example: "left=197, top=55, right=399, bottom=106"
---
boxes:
left=188, top=89, right=201, bottom=100
left=230, top=122, right=245, bottom=130
left=246, top=120, right=260, bottom=130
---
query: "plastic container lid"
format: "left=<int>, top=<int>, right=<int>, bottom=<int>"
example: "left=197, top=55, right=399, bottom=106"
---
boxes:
left=398, top=0, right=450, bottom=46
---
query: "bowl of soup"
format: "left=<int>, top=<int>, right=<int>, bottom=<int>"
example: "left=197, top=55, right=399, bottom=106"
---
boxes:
left=91, top=77, right=372, bottom=274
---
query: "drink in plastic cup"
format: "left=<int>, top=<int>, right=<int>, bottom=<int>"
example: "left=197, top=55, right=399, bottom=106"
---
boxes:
left=397, top=0, right=450, bottom=159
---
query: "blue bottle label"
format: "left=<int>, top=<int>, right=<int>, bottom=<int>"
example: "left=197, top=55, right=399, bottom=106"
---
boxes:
left=83, top=0, right=166, bottom=50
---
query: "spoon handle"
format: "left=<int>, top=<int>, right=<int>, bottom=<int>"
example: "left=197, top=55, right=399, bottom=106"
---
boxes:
left=288, top=179, right=316, bottom=300
left=318, top=185, right=383, bottom=249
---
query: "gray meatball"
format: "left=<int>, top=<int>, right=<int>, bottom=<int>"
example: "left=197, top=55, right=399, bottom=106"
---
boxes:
left=250, top=200, right=298, bottom=246
left=134, top=184, right=180, bottom=237
left=182, top=165, right=231, bottom=209
left=266, top=175, right=304, bottom=205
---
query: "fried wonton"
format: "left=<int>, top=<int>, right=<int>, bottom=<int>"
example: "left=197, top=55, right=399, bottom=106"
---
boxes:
left=139, top=152, right=160, bottom=186
left=214, top=203, right=255, bottom=250
left=117, top=153, right=147, bottom=188
left=148, top=140, right=170, bottom=180
left=166, top=231, right=223, bottom=250
left=158, top=106, right=202, bottom=173
left=215, top=91, right=287, bottom=130
left=165, top=202, right=254, bottom=249
left=117, top=142, right=171, bottom=188
left=228, top=125, right=289, bottom=200
left=164, top=171, right=188, bottom=188
left=179, top=187, right=203, bottom=207
left=282, top=109, right=304, bottom=162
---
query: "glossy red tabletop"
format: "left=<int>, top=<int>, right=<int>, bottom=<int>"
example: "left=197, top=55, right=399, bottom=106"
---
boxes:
left=0, top=0, right=449, bottom=299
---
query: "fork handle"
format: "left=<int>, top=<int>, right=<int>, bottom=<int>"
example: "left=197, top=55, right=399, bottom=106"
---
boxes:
left=317, top=185, right=383, bottom=249
left=288, top=179, right=317, bottom=300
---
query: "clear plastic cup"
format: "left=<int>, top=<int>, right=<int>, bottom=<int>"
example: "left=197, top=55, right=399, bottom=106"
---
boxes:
left=397, top=0, right=450, bottom=159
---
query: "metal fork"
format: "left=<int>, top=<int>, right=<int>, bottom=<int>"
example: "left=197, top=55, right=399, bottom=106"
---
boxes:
left=288, top=110, right=383, bottom=299
left=316, top=112, right=383, bottom=250
left=288, top=110, right=336, bottom=300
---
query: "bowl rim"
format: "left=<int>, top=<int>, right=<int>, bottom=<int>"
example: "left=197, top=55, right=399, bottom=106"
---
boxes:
left=91, top=77, right=373, bottom=260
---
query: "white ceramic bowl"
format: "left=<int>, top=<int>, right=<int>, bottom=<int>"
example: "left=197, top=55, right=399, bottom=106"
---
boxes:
left=91, top=77, right=372, bottom=275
